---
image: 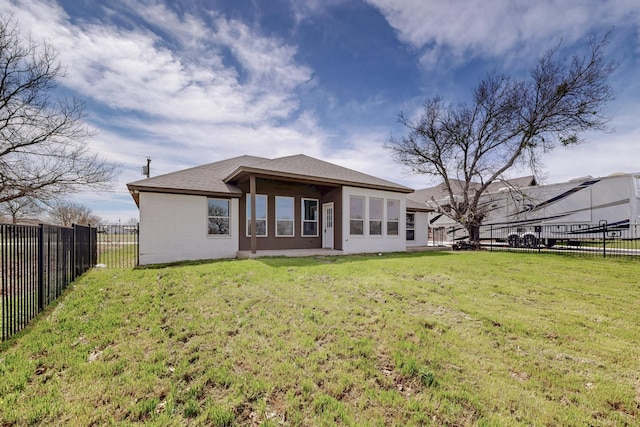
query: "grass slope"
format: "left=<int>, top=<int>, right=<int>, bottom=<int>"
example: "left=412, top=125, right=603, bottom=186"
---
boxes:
left=1, top=252, right=639, bottom=426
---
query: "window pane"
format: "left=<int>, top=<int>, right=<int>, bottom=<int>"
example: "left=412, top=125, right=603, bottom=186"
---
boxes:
left=303, top=199, right=318, bottom=221
left=277, top=221, right=294, bottom=236
left=276, top=196, right=294, bottom=220
left=208, top=198, right=230, bottom=236
left=302, top=199, right=318, bottom=236
left=209, top=218, right=229, bottom=235
left=405, top=213, right=414, bottom=240
left=246, top=194, right=267, bottom=219
left=369, top=198, right=383, bottom=220
left=303, top=222, right=317, bottom=236
left=387, top=200, right=399, bottom=220
left=350, top=196, right=365, bottom=220
left=246, top=195, right=267, bottom=236
left=406, top=213, right=415, bottom=228
left=208, top=199, right=229, bottom=217
left=387, top=221, right=399, bottom=235
left=350, top=220, right=364, bottom=235
left=250, top=219, right=266, bottom=236
left=370, top=220, right=382, bottom=235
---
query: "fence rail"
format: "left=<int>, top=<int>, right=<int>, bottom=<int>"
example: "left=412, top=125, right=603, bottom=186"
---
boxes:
left=478, top=222, right=640, bottom=258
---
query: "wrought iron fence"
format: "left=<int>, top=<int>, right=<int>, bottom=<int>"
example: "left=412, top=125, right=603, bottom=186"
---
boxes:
left=479, top=222, right=640, bottom=258
left=1, top=223, right=97, bottom=341
left=96, top=223, right=139, bottom=269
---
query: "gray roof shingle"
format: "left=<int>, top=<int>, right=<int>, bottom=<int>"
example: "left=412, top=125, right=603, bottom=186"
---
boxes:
left=127, top=154, right=412, bottom=205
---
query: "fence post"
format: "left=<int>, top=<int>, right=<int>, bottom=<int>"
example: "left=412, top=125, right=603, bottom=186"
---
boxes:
left=72, top=224, right=77, bottom=281
left=490, top=225, right=493, bottom=252
left=137, top=222, right=140, bottom=266
left=599, top=220, right=607, bottom=258
left=37, top=224, right=44, bottom=311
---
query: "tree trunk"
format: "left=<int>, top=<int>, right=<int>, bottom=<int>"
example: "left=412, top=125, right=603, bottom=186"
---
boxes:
left=466, top=223, right=481, bottom=249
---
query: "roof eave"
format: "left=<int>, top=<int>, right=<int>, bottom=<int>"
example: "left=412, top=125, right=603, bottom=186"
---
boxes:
left=224, top=167, right=414, bottom=194
left=126, top=184, right=243, bottom=208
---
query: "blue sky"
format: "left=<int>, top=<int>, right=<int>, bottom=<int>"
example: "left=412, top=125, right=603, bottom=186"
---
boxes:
left=1, top=0, right=639, bottom=222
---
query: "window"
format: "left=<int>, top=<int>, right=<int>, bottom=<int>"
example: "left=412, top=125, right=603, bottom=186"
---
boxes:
left=276, top=196, right=294, bottom=237
left=369, top=198, right=383, bottom=235
left=246, top=194, right=267, bottom=236
left=387, top=199, right=399, bottom=235
left=302, top=199, right=318, bottom=236
left=350, top=196, right=365, bottom=235
left=208, top=198, right=230, bottom=235
left=406, top=213, right=415, bottom=241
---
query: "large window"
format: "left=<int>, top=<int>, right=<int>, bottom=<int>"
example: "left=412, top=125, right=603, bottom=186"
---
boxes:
left=208, top=198, right=230, bottom=235
left=276, top=196, right=294, bottom=237
left=406, top=213, right=415, bottom=241
left=350, top=196, right=365, bottom=235
left=387, top=199, right=399, bottom=235
left=369, top=198, right=383, bottom=235
left=302, top=199, right=318, bottom=236
left=246, top=194, right=267, bottom=236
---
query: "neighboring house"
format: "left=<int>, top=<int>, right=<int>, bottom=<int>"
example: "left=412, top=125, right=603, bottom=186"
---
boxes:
left=407, top=176, right=538, bottom=243
left=127, top=154, right=415, bottom=265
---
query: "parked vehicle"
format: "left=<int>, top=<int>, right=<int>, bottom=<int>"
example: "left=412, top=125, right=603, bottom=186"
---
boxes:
left=428, top=173, right=640, bottom=247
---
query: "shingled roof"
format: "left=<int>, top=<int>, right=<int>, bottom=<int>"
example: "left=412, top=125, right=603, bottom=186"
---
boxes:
left=127, top=154, right=413, bottom=206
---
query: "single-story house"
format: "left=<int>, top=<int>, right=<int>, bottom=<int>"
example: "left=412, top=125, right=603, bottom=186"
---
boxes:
left=127, top=154, right=417, bottom=265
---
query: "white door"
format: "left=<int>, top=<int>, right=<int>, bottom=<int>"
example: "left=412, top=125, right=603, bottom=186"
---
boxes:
left=323, top=203, right=334, bottom=249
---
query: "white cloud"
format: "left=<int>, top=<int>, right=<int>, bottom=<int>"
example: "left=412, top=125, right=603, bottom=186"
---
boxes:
left=366, top=0, right=640, bottom=68
left=3, top=0, right=312, bottom=125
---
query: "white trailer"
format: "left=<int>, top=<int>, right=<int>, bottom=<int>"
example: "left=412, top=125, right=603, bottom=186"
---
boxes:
left=428, top=173, right=640, bottom=247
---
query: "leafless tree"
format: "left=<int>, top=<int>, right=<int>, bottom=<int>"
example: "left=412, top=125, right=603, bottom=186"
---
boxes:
left=387, top=33, right=616, bottom=245
left=0, top=196, right=43, bottom=224
left=48, top=201, right=102, bottom=227
left=0, top=15, right=118, bottom=206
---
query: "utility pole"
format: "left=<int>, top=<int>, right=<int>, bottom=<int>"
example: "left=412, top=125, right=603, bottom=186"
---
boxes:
left=142, top=157, right=151, bottom=178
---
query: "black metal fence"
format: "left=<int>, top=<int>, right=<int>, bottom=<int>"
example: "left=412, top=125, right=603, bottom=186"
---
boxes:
left=1, top=223, right=97, bottom=341
left=96, top=223, right=139, bottom=269
left=479, top=222, right=640, bottom=258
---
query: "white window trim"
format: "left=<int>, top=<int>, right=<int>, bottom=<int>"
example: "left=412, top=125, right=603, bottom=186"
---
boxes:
left=387, top=199, right=400, bottom=237
left=207, top=198, right=231, bottom=237
left=301, top=198, right=319, bottom=237
left=246, top=194, right=268, bottom=237
left=276, top=196, right=295, bottom=237
left=349, top=195, right=365, bottom=236
left=369, top=197, right=383, bottom=237
left=406, top=212, right=415, bottom=241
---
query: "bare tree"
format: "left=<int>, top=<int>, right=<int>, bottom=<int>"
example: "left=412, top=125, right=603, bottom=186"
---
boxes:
left=0, top=196, right=43, bottom=224
left=0, top=15, right=118, bottom=205
left=387, top=34, right=616, bottom=245
left=48, top=201, right=102, bottom=227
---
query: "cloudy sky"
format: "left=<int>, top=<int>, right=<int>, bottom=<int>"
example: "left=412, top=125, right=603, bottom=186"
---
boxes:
left=1, top=0, right=639, bottom=222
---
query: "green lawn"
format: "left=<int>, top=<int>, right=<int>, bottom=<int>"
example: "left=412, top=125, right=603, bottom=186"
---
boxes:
left=1, top=252, right=639, bottom=426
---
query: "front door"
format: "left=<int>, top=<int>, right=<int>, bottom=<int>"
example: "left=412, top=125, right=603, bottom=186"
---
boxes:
left=323, top=203, right=334, bottom=249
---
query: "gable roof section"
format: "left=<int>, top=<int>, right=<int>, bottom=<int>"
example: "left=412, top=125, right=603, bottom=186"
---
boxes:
left=127, top=154, right=413, bottom=206
left=224, top=154, right=413, bottom=193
